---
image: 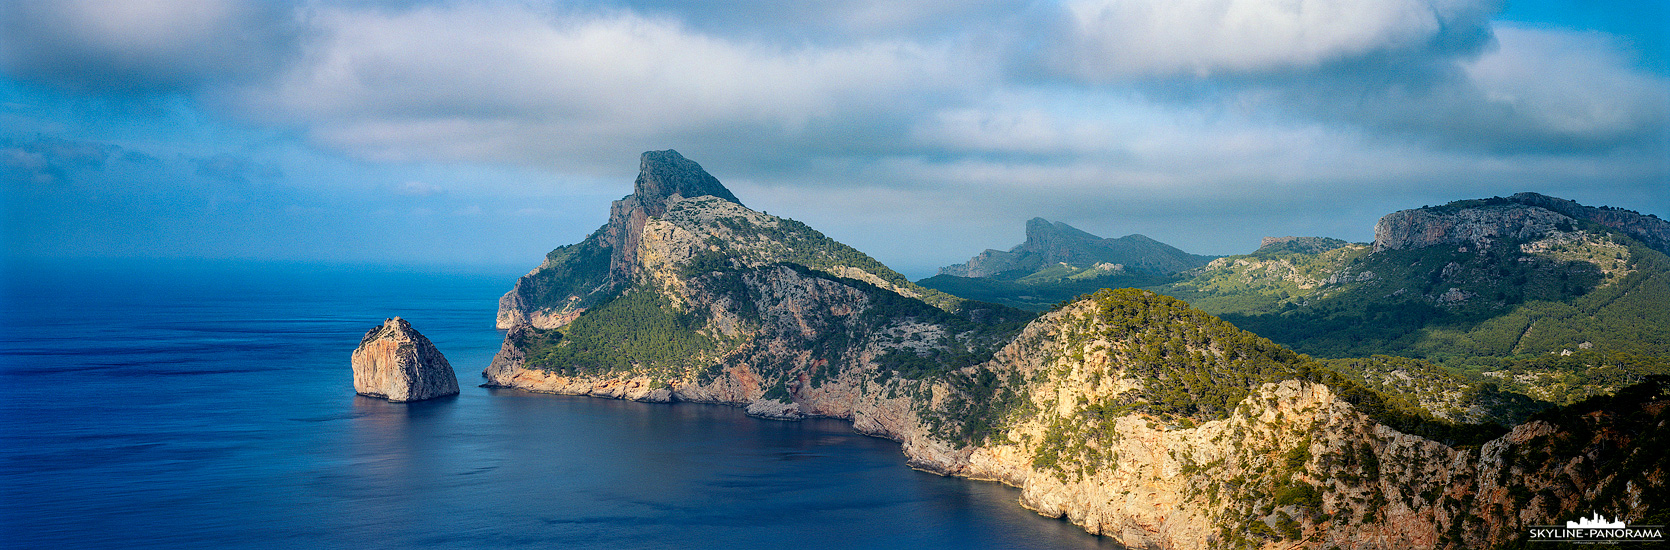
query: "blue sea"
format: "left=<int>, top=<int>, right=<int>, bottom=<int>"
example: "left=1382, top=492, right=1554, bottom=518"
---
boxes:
left=0, top=260, right=1119, bottom=549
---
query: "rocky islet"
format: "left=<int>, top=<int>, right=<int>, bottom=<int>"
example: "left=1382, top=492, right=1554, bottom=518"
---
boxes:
left=351, top=317, right=460, bottom=402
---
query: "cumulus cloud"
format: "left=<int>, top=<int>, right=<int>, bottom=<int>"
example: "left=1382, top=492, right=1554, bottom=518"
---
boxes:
left=1237, top=24, right=1670, bottom=153
left=228, top=3, right=979, bottom=173
left=1, top=0, right=1662, bottom=268
left=1041, top=0, right=1499, bottom=79
left=1460, top=25, right=1670, bottom=150
left=0, top=0, right=301, bottom=93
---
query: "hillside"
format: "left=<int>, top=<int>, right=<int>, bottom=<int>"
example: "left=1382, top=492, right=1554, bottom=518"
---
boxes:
left=488, top=149, right=1032, bottom=413
left=914, top=288, right=1667, bottom=548
left=484, top=155, right=1667, bottom=548
left=1173, top=197, right=1670, bottom=404
left=925, top=195, right=1670, bottom=406
left=939, top=217, right=1212, bottom=278
left=922, top=218, right=1210, bottom=310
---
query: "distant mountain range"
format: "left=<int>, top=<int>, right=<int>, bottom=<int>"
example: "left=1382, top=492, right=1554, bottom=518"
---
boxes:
left=483, top=151, right=1669, bottom=549
left=921, top=193, right=1670, bottom=408
left=940, top=217, right=1213, bottom=278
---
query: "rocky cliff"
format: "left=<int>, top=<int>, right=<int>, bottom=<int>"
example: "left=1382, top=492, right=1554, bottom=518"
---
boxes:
left=1373, top=203, right=1570, bottom=252
left=487, top=149, right=1021, bottom=416
left=1155, top=193, right=1670, bottom=370
left=903, top=289, right=1667, bottom=549
left=1372, top=193, right=1670, bottom=256
left=1507, top=192, right=1670, bottom=255
left=484, top=155, right=1667, bottom=548
left=351, top=317, right=459, bottom=402
left=940, top=217, right=1210, bottom=277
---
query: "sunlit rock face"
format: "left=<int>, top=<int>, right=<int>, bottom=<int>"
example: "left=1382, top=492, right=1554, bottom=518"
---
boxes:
left=351, top=317, right=459, bottom=402
left=483, top=151, right=1670, bottom=549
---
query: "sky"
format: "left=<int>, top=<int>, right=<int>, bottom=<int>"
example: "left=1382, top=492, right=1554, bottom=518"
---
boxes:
left=2, top=0, right=1666, bottom=278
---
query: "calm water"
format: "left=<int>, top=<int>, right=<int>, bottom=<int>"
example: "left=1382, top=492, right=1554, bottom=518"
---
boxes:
left=0, top=260, right=1118, bottom=549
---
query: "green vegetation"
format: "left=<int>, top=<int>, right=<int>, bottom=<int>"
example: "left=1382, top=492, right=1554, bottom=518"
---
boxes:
left=519, top=283, right=723, bottom=374
left=1272, top=481, right=1322, bottom=511
left=918, top=271, right=1170, bottom=311
left=921, top=366, right=1029, bottom=446
left=1320, top=355, right=1550, bottom=424
left=971, top=289, right=1508, bottom=482
left=1115, top=289, right=1500, bottom=434
left=1213, top=237, right=1669, bottom=361
left=515, top=236, right=614, bottom=310
left=1467, top=351, right=1670, bottom=405
left=689, top=205, right=967, bottom=312
left=924, top=213, right=1668, bottom=427
left=1503, top=377, right=1670, bottom=534
left=924, top=202, right=1670, bottom=402
left=1155, top=242, right=1368, bottom=316
left=1077, top=288, right=1308, bottom=420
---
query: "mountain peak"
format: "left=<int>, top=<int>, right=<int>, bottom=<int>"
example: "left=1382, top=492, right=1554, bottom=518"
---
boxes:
left=1025, top=218, right=1102, bottom=243
left=937, top=218, right=1209, bottom=278
left=634, top=150, right=742, bottom=214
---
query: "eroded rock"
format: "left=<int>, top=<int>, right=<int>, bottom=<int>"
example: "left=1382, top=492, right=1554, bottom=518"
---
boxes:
left=351, top=317, right=459, bottom=402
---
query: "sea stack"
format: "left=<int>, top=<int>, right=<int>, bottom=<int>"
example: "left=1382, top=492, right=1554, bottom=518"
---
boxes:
left=351, top=317, right=459, bottom=402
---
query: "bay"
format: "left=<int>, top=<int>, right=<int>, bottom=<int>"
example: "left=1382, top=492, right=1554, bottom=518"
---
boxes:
left=0, top=260, right=1120, bottom=549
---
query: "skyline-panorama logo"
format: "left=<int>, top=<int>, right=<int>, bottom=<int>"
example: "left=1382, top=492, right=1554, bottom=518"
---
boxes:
left=1529, top=512, right=1665, bottom=544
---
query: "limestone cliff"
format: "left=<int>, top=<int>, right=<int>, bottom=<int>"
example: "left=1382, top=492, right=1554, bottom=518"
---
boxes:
left=916, top=291, right=1666, bottom=548
left=483, top=154, right=1667, bottom=548
left=487, top=149, right=1014, bottom=414
left=352, top=317, right=459, bottom=402
left=1156, top=193, right=1670, bottom=368
left=1373, top=203, right=1570, bottom=252
left=496, top=149, right=959, bottom=329
left=1507, top=192, right=1670, bottom=255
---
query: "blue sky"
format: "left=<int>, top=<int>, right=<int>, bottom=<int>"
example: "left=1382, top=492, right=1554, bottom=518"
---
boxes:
left=3, top=0, right=1666, bottom=278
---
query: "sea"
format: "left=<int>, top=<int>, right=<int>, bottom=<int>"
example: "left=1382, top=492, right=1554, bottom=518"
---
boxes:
left=0, top=260, right=1121, bottom=549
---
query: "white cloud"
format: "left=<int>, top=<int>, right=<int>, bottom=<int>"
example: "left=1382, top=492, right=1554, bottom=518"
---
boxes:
left=233, top=4, right=977, bottom=171
left=0, top=0, right=299, bottom=91
left=3, top=0, right=1663, bottom=268
left=1463, top=25, right=1669, bottom=145
left=1048, top=0, right=1497, bottom=79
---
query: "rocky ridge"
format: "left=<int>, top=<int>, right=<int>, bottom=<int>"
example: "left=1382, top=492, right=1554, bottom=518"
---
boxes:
left=483, top=154, right=1667, bottom=548
left=1506, top=192, right=1670, bottom=255
left=1373, top=203, right=1570, bottom=252
left=940, top=217, right=1210, bottom=278
left=351, top=317, right=459, bottom=402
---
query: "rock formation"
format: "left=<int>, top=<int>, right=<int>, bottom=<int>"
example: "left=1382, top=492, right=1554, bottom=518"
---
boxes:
left=939, top=217, right=1210, bottom=277
left=1507, top=192, right=1670, bottom=254
left=351, top=317, right=459, bottom=402
left=1371, top=193, right=1670, bottom=255
left=1373, top=203, right=1570, bottom=252
left=482, top=153, right=1669, bottom=549
left=1256, top=236, right=1353, bottom=255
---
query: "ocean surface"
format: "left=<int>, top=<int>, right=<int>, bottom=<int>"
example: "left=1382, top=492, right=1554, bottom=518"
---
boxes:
left=0, top=260, right=1120, bottom=549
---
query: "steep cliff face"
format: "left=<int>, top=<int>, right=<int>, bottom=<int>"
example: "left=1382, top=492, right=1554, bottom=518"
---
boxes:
left=940, top=217, right=1210, bottom=277
left=485, top=155, right=1667, bottom=548
left=497, top=149, right=962, bottom=329
left=351, top=317, right=459, bottom=402
left=487, top=149, right=1020, bottom=419
left=907, top=290, right=1668, bottom=549
left=1507, top=192, right=1670, bottom=255
left=1373, top=203, right=1570, bottom=252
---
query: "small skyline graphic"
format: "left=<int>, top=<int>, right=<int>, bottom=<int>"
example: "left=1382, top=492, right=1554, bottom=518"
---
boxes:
left=1567, top=512, right=1626, bottom=529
